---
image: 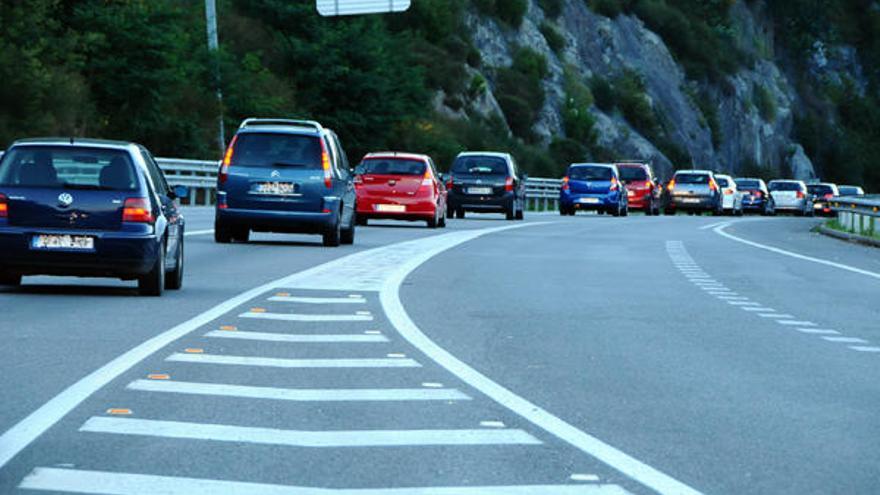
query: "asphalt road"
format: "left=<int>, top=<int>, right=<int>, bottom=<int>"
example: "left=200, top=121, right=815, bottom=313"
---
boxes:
left=0, top=208, right=877, bottom=494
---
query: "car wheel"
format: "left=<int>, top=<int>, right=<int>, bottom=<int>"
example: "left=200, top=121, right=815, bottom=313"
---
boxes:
left=621, top=204, right=629, bottom=217
left=515, top=204, right=524, bottom=220
left=439, top=213, right=447, bottom=228
left=611, top=204, right=621, bottom=217
left=233, top=228, right=250, bottom=243
left=138, top=241, right=165, bottom=297
left=214, top=220, right=232, bottom=244
left=323, top=218, right=341, bottom=247
left=340, top=218, right=355, bottom=245
left=165, top=237, right=184, bottom=291
left=456, top=208, right=465, bottom=219
left=506, top=206, right=515, bottom=221
left=356, top=216, right=367, bottom=226
left=0, top=272, right=22, bottom=287
left=427, top=211, right=439, bottom=229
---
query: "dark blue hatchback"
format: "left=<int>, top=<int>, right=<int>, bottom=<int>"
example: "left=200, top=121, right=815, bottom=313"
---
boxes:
left=215, top=119, right=356, bottom=247
left=0, top=138, right=185, bottom=296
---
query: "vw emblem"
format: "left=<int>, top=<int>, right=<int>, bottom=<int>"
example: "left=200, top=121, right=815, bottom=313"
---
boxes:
left=270, top=170, right=281, bottom=178
left=58, top=193, right=74, bottom=207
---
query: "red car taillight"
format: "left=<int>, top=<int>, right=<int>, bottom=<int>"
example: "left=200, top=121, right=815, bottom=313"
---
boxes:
left=320, top=140, right=333, bottom=189
left=796, top=191, right=804, bottom=199
left=561, top=176, right=570, bottom=191
left=667, top=179, right=676, bottom=191
left=609, top=176, right=619, bottom=191
left=0, top=193, right=7, bottom=218
left=824, top=193, right=833, bottom=200
left=122, top=198, right=154, bottom=223
left=724, top=188, right=734, bottom=195
left=218, top=135, right=238, bottom=185
left=709, top=179, right=718, bottom=192
left=754, top=191, right=763, bottom=198
left=419, top=170, right=435, bottom=195
left=505, top=176, right=514, bottom=192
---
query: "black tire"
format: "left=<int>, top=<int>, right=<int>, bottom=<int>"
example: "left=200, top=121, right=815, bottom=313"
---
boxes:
left=356, top=216, right=367, bottom=226
left=439, top=214, right=447, bottom=228
left=506, top=206, right=515, bottom=221
left=621, top=204, right=629, bottom=217
left=664, top=209, right=674, bottom=215
left=341, top=217, right=355, bottom=245
left=323, top=217, right=341, bottom=247
left=233, top=227, right=250, bottom=243
left=446, top=206, right=454, bottom=219
left=0, top=272, right=22, bottom=287
left=427, top=211, right=439, bottom=229
left=214, top=220, right=232, bottom=244
left=138, top=242, right=165, bottom=297
left=515, top=204, right=524, bottom=220
left=165, top=237, right=184, bottom=290
left=456, top=209, right=465, bottom=219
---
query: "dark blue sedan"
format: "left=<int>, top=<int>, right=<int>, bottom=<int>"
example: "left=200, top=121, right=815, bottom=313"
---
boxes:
left=0, top=138, right=185, bottom=296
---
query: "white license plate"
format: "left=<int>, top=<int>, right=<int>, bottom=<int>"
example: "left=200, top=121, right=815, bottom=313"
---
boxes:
left=376, top=204, right=406, bottom=213
left=578, top=197, right=600, bottom=204
left=32, top=234, right=94, bottom=250
left=255, top=182, right=296, bottom=195
left=627, top=191, right=635, bottom=197
left=467, top=187, right=493, bottom=195
left=682, top=198, right=702, bottom=203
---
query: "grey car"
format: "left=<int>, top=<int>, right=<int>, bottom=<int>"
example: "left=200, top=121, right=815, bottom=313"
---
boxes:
left=664, top=169, right=723, bottom=215
left=768, top=180, right=814, bottom=216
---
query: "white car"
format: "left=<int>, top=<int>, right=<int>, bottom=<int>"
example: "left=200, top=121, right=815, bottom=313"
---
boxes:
left=715, top=174, right=743, bottom=216
left=768, top=180, right=814, bottom=216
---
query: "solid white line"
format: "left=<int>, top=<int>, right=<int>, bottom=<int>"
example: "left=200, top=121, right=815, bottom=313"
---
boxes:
left=80, top=417, right=542, bottom=447
left=204, top=330, right=388, bottom=343
left=741, top=307, right=774, bottom=312
left=183, top=229, right=214, bottom=237
left=714, top=223, right=880, bottom=280
left=480, top=421, right=506, bottom=428
left=727, top=301, right=760, bottom=306
left=19, top=468, right=629, bottom=495
left=758, top=314, right=795, bottom=319
left=796, top=328, right=840, bottom=335
left=700, top=221, right=727, bottom=230
left=778, top=320, right=816, bottom=326
left=849, top=346, right=880, bottom=353
left=126, top=379, right=470, bottom=402
left=239, top=312, right=373, bottom=322
left=267, top=296, right=366, bottom=304
left=717, top=296, right=749, bottom=300
left=166, top=353, right=421, bottom=369
left=821, top=337, right=869, bottom=344
left=571, top=474, right=602, bottom=482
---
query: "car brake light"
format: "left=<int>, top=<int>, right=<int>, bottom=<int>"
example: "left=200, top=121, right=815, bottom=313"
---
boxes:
left=796, top=191, right=804, bottom=199
left=320, top=140, right=332, bottom=189
left=422, top=170, right=433, bottom=188
left=0, top=193, right=7, bottom=218
left=505, top=176, right=514, bottom=192
left=667, top=179, right=675, bottom=191
left=724, top=188, right=734, bottom=195
left=218, top=134, right=238, bottom=185
left=561, top=176, right=570, bottom=191
left=755, top=191, right=763, bottom=198
left=645, top=181, right=653, bottom=191
left=609, top=177, right=618, bottom=191
left=122, top=198, right=154, bottom=223
left=709, top=179, right=718, bottom=192
left=824, top=193, right=833, bottom=199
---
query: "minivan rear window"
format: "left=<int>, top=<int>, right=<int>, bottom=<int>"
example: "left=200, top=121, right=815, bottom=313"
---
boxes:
left=231, top=133, right=321, bottom=169
left=769, top=181, right=802, bottom=191
left=675, top=173, right=710, bottom=184
left=452, top=156, right=508, bottom=175
left=618, top=166, right=648, bottom=181
left=0, top=146, right=137, bottom=191
left=807, top=185, right=834, bottom=196
left=569, top=166, right=613, bottom=181
left=715, top=177, right=730, bottom=187
left=735, top=179, right=760, bottom=189
left=358, top=159, right=426, bottom=176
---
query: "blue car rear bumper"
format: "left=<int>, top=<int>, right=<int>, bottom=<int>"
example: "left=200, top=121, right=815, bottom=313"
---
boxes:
left=560, top=191, right=621, bottom=210
left=217, top=206, right=339, bottom=234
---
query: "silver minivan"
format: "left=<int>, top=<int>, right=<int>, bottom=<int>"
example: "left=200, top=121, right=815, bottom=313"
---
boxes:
left=768, top=180, right=813, bottom=216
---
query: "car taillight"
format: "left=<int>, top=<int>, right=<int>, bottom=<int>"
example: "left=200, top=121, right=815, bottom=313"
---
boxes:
left=505, top=176, right=514, bottom=192
left=609, top=177, right=619, bottom=191
left=709, top=180, right=718, bottom=192
left=824, top=193, right=833, bottom=199
left=218, top=134, right=238, bottom=185
left=422, top=170, right=433, bottom=188
left=724, top=188, right=734, bottom=195
left=122, top=198, right=154, bottom=223
left=561, top=176, right=569, bottom=191
left=667, top=179, right=676, bottom=191
left=796, top=191, right=805, bottom=199
left=320, top=140, right=332, bottom=189
left=0, top=193, right=7, bottom=218
left=755, top=191, right=763, bottom=198
left=645, top=181, right=653, bottom=191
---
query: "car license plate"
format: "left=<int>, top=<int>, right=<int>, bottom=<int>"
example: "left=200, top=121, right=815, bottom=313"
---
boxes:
left=682, top=198, right=701, bottom=203
left=254, top=182, right=296, bottom=195
left=376, top=204, right=406, bottom=213
left=32, top=234, right=94, bottom=251
left=579, top=197, right=600, bottom=204
left=467, top=187, right=493, bottom=195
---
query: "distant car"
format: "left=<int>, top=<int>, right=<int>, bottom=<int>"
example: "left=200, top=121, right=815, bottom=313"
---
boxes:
left=714, top=174, right=744, bottom=216
left=0, top=138, right=185, bottom=296
left=354, top=152, right=447, bottom=228
left=618, top=162, right=661, bottom=215
left=664, top=170, right=722, bottom=215
left=837, top=185, right=865, bottom=197
left=734, top=177, right=774, bottom=215
left=215, top=119, right=356, bottom=247
left=446, top=152, right=526, bottom=220
left=806, top=183, right=839, bottom=216
left=559, top=163, right=628, bottom=216
left=768, top=180, right=813, bottom=216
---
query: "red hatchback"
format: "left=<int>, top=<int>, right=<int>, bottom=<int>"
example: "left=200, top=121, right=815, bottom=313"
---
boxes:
left=354, top=152, right=447, bottom=228
left=617, top=162, right=661, bottom=215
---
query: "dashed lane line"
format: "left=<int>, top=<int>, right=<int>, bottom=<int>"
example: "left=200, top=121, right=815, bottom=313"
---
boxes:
left=821, top=337, right=869, bottom=344
left=165, top=353, right=421, bottom=369
left=239, top=311, right=374, bottom=322
left=204, top=329, right=389, bottom=343
left=267, top=295, right=367, bottom=304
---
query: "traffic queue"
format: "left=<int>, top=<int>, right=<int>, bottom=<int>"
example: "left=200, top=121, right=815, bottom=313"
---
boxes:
left=0, top=117, right=868, bottom=296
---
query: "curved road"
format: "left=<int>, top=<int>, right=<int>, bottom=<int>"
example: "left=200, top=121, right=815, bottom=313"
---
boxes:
left=0, top=209, right=877, bottom=494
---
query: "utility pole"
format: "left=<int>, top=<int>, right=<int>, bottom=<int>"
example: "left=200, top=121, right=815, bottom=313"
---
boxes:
left=205, top=0, right=226, bottom=154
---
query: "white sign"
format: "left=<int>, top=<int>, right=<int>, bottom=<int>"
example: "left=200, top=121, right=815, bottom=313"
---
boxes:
left=317, top=0, right=411, bottom=16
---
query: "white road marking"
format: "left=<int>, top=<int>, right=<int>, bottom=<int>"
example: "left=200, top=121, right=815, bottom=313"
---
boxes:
left=727, top=301, right=760, bottom=306
left=714, top=223, right=880, bottom=280
left=796, top=328, right=840, bottom=335
left=849, top=346, right=880, bottom=353
left=19, top=468, right=630, bottom=495
left=267, top=296, right=366, bottom=304
left=386, top=353, right=407, bottom=358
left=821, top=337, right=869, bottom=344
left=364, top=330, right=382, bottom=335
left=778, top=321, right=816, bottom=326
left=480, top=421, right=506, bottom=428
left=422, top=382, right=444, bottom=388
left=183, top=229, right=214, bottom=237
left=166, top=353, right=421, bottom=368
left=700, top=221, right=728, bottom=230
left=126, top=379, right=470, bottom=402
left=571, top=474, right=602, bottom=482
left=757, top=314, right=795, bottom=319
left=80, top=417, right=542, bottom=447
left=204, top=330, right=388, bottom=343
left=741, top=307, right=775, bottom=312
left=239, top=311, right=374, bottom=322
left=717, top=296, right=749, bottom=300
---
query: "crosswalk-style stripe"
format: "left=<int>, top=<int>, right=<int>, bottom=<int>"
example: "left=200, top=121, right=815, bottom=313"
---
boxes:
left=80, top=417, right=542, bottom=447
left=204, top=330, right=389, bottom=343
left=19, top=468, right=631, bottom=494
left=268, top=296, right=366, bottom=304
left=240, top=312, right=373, bottom=322
left=166, top=353, right=421, bottom=368
left=126, top=379, right=470, bottom=402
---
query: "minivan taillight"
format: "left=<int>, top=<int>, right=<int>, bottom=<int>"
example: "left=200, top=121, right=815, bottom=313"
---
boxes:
left=796, top=191, right=805, bottom=199
left=505, top=177, right=514, bottom=192
left=123, top=198, right=154, bottom=223
left=320, top=140, right=333, bottom=189
left=0, top=193, right=7, bottom=218
left=561, top=176, right=570, bottom=191
left=609, top=177, right=619, bottom=191
left=218, top=134, right=239, bottom=185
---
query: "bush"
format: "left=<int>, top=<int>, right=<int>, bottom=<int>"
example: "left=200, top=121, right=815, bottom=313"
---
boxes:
left=614, top=70, right=660, bottom=138
left=562, top=66, right=596, bottom=144
left=497, top=94, right=536, bottom=139
left=540, top=22, right=565, bottom=55
left=753, top=84, right=777, bottom=122
left=512, top=47, right=549, bottom=80
left=590, top=0, right=627, bottom=18
left=590, top=77, right=616, bottom=112
left=539, top=0, right=564, bottom=18
left=550, top=138, right=588, bottom=167
left=496, top=0, right=529, bottom=27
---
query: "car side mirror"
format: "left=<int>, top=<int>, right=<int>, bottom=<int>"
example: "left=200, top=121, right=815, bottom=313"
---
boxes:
left=170, top=185, right=189, bottom=200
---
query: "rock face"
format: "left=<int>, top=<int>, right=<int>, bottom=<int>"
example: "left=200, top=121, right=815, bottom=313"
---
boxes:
left=462, top=0, right=818, bottom=180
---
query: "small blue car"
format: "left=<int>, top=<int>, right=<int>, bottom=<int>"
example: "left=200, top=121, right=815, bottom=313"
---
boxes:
left=0, top=138, right=185, bottom=296
left=559, top=163, right=628, bottom=216
left=215, top=119, right=357, bottom=247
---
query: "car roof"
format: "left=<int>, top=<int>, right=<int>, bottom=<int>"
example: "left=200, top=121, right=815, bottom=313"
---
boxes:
left=675, top=169, right=713, bottom=175
left=363, top=152, right=430, bottom=162
left=570, top=163, right=615, bottom=168
left=615, top=162, right=648, bottom=167
left=237, top=126, right=324, bottom=137
left=735, top=177, right=764, bottom=182
left=456, top=151, right=510, bottom=159
left=768, top=179, right=803, bottom=183
left=714, top=174, right=733, bottom=179
left=11, top=137, right=139, bottom=151
left=808, top=182, right=836, bottom=187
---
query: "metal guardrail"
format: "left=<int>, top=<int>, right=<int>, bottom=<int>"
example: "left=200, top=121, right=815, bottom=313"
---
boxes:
left=156, top=158, right=219, bottom=205
left=830, top=195, right=880, bottom=240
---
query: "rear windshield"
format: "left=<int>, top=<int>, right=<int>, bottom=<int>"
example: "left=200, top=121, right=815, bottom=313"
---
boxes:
left=838, top=186, right=862, bottom=196
left=807, top=185, right=834, bottom=196
left=618, top=166, right=648, bottom=181
left=769, top=181, right=802, bottom=191
left=358, top=159, right=426, bottom=176
left=569, top=166, right=613, bottom=181
left=451, top=156, right=508, bottom=175
left=675, top=173, right=710, bottom=184
left=735, top=179, right=760, bottom=189
left=0, top=146, right=137, bottom=190
left=231, top=133, right=321, bottom=169
left=716, top=177, right=730, bottom=187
